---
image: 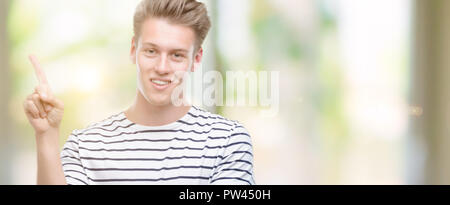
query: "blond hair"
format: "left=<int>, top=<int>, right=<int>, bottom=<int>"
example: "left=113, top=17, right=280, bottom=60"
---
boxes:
left=133, top=0, right=211, bottom=50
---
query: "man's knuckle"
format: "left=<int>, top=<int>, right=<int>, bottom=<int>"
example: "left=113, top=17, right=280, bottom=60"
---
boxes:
left=27, top=101, right=35, bottom=108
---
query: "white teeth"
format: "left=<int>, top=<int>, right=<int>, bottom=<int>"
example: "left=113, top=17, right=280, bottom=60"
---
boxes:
left=152, top=79, right=169, bottom=85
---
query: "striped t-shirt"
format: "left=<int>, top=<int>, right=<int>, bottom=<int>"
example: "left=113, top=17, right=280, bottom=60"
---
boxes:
left=60, top=106, right=255, bottom=185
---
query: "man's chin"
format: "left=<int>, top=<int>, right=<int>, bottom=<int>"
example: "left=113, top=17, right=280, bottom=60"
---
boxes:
left=139, top=89, right=178, bottom=107
left=146, top=95, right=173, bottom=106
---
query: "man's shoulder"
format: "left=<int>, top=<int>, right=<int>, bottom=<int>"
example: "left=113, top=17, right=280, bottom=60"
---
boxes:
left=71, top=112, right=127, bottom=136
left=190, top=106, right=236, bottom=124
left=189, top=106, right=250, bottom=134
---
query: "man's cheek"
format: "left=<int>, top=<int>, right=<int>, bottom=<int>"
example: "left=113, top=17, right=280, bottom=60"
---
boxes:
left=172, top=70, right=187, bottom=85
left=138, top=62, right=153, bottom=75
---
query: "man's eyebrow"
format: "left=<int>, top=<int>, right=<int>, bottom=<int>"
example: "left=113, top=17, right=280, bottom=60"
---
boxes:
left=141, top=42, right=190, bottom=53
left=172, top=49, right=189, bottom=53
left=142, top=42, right=159, bottom=47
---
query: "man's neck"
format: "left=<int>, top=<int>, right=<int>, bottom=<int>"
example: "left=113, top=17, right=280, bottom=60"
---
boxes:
left=125, top=91, right=191, bottom=126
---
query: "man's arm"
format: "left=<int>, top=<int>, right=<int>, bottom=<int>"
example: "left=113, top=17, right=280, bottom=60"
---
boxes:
left=210, top=122, right=256, bottom=185
left=23, top=55, right=67, bottom=185
left=36, top=129, right=67, bottom=185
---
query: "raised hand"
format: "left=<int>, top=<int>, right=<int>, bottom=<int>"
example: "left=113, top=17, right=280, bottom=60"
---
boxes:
left=23, top=55, right=64, bottom=136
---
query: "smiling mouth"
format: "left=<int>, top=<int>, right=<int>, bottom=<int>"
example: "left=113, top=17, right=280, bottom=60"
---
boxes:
left=151, top=79, right=171, bottom=85
left=150, top=78, right=173, bottom=91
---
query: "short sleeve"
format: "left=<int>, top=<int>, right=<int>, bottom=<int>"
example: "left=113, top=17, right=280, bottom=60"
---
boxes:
left=60, top=130, right=89, bottom=185
left=210, top=123, right=256, bottom=185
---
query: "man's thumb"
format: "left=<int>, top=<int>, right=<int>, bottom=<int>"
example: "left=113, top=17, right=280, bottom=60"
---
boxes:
left=41, top=95, right=64, bottom=110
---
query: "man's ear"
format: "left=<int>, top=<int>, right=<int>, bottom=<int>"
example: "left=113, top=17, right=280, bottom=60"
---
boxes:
left=191, top=47, right=203, bottom=72
left=130, top=36, right=137, bottom=64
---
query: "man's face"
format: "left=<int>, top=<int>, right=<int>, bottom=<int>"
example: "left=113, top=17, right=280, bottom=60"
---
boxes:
left=130, top=18, right=202, bottom=106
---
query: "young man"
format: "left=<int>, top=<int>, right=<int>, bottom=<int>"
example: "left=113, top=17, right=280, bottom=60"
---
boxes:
left=23, top=0, right=255, bottom=185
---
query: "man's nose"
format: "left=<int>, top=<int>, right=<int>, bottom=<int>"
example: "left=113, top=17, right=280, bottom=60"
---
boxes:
left=155, top=54, right=170, bottom=74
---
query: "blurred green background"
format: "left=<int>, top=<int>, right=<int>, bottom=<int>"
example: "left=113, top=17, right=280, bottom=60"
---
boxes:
left=0, top=0, right=449, bottom=184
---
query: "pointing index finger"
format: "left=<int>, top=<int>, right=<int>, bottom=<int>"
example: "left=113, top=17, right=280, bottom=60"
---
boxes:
left=29, top=55, right=49, bottom=86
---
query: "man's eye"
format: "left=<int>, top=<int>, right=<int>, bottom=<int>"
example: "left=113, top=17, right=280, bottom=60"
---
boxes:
left=173, top=53, right=184, bottom=58
left=146, top=49, right=156, bottom=54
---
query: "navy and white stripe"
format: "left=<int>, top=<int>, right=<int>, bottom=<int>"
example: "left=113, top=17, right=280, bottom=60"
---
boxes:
left=60, top=106, right=255, bottom=185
